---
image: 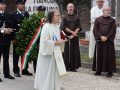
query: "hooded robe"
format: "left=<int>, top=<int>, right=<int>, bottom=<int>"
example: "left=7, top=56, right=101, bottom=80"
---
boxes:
left=92, top=16, right=116, bottom=72
left=61, top=13, right=81, bottom=70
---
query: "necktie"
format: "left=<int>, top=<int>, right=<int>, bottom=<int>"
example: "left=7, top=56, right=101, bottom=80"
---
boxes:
left=1, top=13, right=4, bottom=16
left=21, top=12, right=24, bottom=16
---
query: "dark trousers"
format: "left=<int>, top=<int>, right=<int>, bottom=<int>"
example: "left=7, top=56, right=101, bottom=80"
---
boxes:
left=33, top=60, right=37, bottom=73
left=0, top=45, right=10, bottom=75
left=13, top=43, right=28, bottom=73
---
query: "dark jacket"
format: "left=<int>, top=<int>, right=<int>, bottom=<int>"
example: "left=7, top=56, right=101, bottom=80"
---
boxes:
left=0, top=12, right=13, bottom=45
left=10, top=10, right=29, bottom=40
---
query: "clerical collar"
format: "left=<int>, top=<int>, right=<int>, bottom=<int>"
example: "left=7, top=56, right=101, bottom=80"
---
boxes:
left=17, top=9, right=25, bottom=14
left=0, top=11, right=4, bottom=13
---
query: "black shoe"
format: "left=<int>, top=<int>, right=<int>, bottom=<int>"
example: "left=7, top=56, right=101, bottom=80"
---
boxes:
left=94, top=72, right=101, bottom=76
left=22, top=70, right=33, bottom=76
left=107, top=73, right=114, bottom=78
left=4, top=75, right=15, bottom=79
left=67, top=68, right=70, bottom=71
left=14, top=73, right=21, bottom=77
left=0, top=78, right=2, bottom=82
left=70, top=69, right=77, bottom=72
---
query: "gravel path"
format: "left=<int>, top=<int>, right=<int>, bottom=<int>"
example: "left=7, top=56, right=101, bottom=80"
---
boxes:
left=0, top=55, right=120, bottom=90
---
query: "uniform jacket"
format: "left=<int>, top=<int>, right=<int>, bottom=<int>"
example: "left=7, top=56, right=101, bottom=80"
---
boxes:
left=0, top=11, right=13, bottom=45
left=10, top=10, right=29, bottom=40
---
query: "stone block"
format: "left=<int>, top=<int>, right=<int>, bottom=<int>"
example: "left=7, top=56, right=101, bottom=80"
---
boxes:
left=114, top=34, right=120, bottom=46
left=85, top=31, right=90, bottom=40
left=116, top=27, right=120, bottom=34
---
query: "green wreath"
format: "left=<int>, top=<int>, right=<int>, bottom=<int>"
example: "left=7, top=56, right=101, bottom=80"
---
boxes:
left=15, top=12, right=46, bottom=62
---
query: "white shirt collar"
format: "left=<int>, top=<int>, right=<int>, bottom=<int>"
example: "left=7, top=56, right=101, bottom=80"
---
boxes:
left=0, top=11, right=4, bottom=13
left=17, top=9, right=22, bottom=14
left=17, top=9, right=25, bottom=14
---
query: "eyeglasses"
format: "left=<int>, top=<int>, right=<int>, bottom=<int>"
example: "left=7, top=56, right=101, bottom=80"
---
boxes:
left=54, top=15, right=60, bottom=17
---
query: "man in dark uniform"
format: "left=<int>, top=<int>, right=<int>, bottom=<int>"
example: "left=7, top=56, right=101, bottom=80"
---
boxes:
left=37, top=5, right=46, bottom=14
left=11, top=0, right=32, bottom=77
left=0, top=0, right=15, bottom=82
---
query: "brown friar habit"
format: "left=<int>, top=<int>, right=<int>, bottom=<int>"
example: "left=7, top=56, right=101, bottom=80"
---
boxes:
left=92, top=16, right=116, bottom=72
left=61, top=13, right=81, bottom=70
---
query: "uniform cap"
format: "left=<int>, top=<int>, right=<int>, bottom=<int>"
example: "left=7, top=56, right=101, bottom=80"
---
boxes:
left=15, top=0, right=26, bottom=4
left=0, top=0, right=6, bottom=4
left=37, top=6, right=46, bottom=11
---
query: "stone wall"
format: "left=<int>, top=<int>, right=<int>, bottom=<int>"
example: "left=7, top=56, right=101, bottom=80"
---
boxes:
left=5, top=0, right=16, bottom=13
left=79, top=6, right=91, bottom=33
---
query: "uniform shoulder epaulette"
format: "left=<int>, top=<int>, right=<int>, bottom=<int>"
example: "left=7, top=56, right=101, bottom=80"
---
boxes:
left=11, top=11, right=17, bottom=14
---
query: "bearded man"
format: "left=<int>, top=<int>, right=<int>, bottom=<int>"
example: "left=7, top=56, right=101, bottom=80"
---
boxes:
left=92, top=6, right=116, bottom=78
left=61, top=3, right=81, bottom=72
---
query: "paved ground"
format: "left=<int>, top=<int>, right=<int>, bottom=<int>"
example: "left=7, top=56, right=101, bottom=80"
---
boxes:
left=0, top=54, right=120, bottom=90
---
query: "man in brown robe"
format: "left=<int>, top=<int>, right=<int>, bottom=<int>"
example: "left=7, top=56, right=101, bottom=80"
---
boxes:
left=92, top=6, right=116, bottom=77
left=61, top=3, right=81, bottom=72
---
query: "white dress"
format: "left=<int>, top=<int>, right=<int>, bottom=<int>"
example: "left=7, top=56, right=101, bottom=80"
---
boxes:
left=89, top=6, right=103, bottom=58
left=34, top=23, right=61, bottom=90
